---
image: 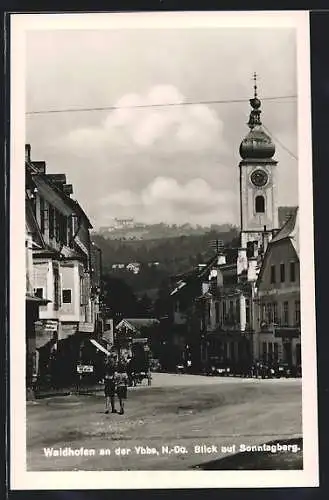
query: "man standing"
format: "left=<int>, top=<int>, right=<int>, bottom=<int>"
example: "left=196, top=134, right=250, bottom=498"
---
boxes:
left=104, top=356, right=117, bottom=414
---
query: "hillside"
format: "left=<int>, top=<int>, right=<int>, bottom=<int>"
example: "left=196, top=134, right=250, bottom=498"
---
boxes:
left=92, top=226, right=240, bottom=296
left=93, top=222, right=236, bottom=241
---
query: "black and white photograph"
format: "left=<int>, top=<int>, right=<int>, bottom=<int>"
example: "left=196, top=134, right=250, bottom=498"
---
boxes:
left=10, top=11, right=318, bottom=489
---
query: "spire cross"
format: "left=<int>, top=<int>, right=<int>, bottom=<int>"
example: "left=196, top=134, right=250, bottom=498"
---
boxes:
left=253, top=72, right=258, bottom=98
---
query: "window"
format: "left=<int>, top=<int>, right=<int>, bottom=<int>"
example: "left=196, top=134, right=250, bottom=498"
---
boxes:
left=280, top=263, right=285, bottom=283
left=55, top=210, right=60, bottom=242
left=273, top=343, right=279, bottom=362
left=68, top=215, right=73, bottom=246
left=80, top=276, right=86, bottom=306
left=270, top=265, right=276, bottom=284
left=261, top=303, right=266, bottom=323
left=49, top=205, right=55, bottom=239
left=53, top=267, right=60, bottom=310
left=283, top=301, right=289, bottom=325
left=39, top=198, right=49, bottom=234
left=235, top=299, right=240, bottom=322
left=246, top=299, right=250, bottom=326
left=268, top=342, right=273, bottom=364
left=59, top=214, right=68, bottom=246
left=273, top=302, right=278, bottom=324
left=296, top=344, right=301, bottom=365
left=215, top=302, right=220, bottom=323
left=229, top=300, right=234, bottom=322
left=295, top=300, right=301, bottom=326
left=34, top=288, right=43, bottom=299
left=266, top=303, right=273, bottom=323
left=62, top=289, right=72, bottom=304
left=290, top=262, right=296, bottom=282
left=262, top=342, right=267, bottom=362
left=255, top=195, right=265, bottom=213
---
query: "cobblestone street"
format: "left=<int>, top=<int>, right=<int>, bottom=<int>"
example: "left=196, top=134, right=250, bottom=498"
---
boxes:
left=27, top=373, right=302, bottom=471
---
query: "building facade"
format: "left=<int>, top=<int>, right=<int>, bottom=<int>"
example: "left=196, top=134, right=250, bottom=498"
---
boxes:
left=167, top=78, right=301, bottom=374
left=255, top=208, right=301, bottom=371
left=25, top=144, right=102, bottom=387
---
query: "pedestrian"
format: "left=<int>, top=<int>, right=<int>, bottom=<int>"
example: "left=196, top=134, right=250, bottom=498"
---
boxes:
left=115, top=363, right=129, bottom=415
left=104, top=356, right=117, bottom=414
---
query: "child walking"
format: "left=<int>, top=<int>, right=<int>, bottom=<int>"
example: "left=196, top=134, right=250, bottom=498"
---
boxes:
left=115, top=364, right=129, bottom=415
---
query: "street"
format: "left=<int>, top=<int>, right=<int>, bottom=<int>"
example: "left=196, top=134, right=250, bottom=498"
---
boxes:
left=27, top=373, right=302, bottom=471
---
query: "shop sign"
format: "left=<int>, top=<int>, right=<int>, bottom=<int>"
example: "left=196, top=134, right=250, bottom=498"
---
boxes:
left=78, top=322, right=94, bottom=333
left=77, top=365, right=94, bottom=373
left=44, top=320, right=58, bottom=332
left=132, top=337, right=148, bottom=344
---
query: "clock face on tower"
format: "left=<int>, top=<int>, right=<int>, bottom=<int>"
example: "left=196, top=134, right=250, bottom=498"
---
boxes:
left=250, top=168, right=268, bottom=187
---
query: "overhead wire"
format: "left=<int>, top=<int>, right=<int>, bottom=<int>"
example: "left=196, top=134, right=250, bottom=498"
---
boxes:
left=26, top=93, right=298, bottom=161
left=262, top=124, right=298, bottom=160
left=26, top=95, right=297, bottom=115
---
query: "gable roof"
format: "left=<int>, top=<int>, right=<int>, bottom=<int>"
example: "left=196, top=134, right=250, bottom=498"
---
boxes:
left=117, top=318, right=160, bottom=332
left=271, top=206, right=299, bottom=257
left=256, top=207, right=299, bottom=286
left=278, top=206, right=298, bottom=228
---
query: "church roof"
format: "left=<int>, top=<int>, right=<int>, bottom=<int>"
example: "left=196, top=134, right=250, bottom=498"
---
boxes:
left=239, top=74, right=276, bottom=161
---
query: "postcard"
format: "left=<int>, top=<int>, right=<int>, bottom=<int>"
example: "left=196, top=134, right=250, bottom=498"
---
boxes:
left=10, top=10, right=318, bottom=489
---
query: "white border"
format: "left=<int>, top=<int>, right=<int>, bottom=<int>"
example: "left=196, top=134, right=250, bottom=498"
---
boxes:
left=10, top=10, right=318, bottom=490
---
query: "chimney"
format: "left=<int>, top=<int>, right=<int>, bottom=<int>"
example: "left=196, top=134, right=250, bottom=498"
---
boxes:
left=46, top=173, right=67, bottom=189
left=25, top=144, right=31, bottom=163
left=262, top=226, right=270, bottom=254
left=63, top=184, right=73, bottom=196
left=237, top=248, right=248, bottom=276
left=32, top=161, right=46, bottom=174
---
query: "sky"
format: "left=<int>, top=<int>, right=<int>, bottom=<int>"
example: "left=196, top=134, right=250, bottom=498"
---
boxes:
left=25, top=26, right=298, bottom=230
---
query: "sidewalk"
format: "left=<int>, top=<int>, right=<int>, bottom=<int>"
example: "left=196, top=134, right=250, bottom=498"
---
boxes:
left=31, top=384, right=105, bottom=400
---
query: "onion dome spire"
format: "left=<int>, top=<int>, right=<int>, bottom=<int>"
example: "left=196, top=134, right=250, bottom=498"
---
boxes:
left=239, top=73, right=276, bottom=160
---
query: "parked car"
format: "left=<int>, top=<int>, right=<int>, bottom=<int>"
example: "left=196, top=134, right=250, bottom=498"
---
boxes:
left=205, top=358, right=231, bottom=377
left=274, top=362, right=293, bottom=378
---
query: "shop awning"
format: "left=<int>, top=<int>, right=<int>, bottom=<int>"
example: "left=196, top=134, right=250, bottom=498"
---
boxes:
left=26, top=293, right=50, bottom=306
left=90, top=339, right=111, bottom=356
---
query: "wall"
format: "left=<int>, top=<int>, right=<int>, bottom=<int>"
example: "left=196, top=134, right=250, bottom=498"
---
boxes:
left=33, top=258, right=58, bottom=319
left=255, top=238, right=300, bottom=366
left=59, top=260, right=80, bottom=322
left=26, top=234, right=34, bottom=294
left=258, top=239, right=299, bottom=294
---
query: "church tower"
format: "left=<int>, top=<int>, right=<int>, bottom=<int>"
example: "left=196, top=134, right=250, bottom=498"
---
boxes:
left=239, top=74, right=279, bottom=251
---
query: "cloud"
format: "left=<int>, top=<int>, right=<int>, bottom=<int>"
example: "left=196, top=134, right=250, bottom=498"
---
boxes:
left=98, top=176, right=236, bottom=226
left=64, top=85, right=225, bottom=153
